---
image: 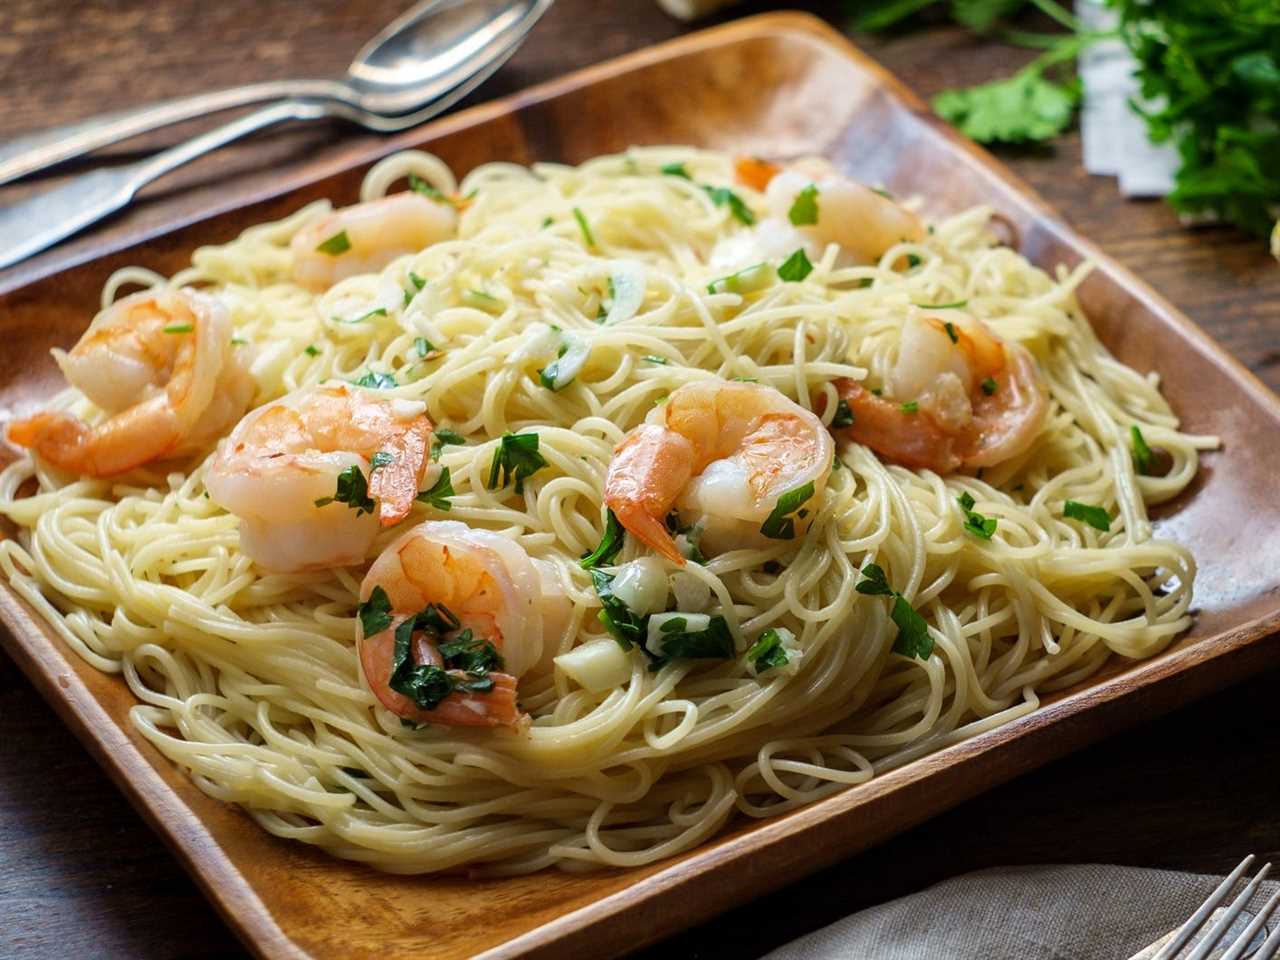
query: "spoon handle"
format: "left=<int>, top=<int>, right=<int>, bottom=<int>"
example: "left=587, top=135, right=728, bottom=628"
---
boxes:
left=0, top=100, right=322, bottom=272
left=0, top=80, right=343, bottom=187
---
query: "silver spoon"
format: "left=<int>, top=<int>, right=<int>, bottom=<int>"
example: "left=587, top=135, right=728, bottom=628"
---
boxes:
left=0, top=0, right=550, bottom=187
left=0, top=0, right=552, bottom=271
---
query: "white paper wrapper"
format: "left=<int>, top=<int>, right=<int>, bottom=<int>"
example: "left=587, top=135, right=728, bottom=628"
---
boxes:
left=1077, top=0, right=1179, bottom=197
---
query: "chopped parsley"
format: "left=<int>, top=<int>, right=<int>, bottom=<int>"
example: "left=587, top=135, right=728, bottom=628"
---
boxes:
left=660, top=162, right=691, bottom=179
left=538, top=343, right=573, bottom=391
left=573, top=207, right=596, bottom=248
left=162, top=323, right=193, bottom=334
left=336, top=307, right=388, bottom=325
left=760, top=481, right=816, bottom=540
left=643, top=355, right=671, bottom=365
left=943, top=321, right=959, bottom=343
left=652, top=615, right=734, bottom=660
left=314, top=464, right=375, bottom=515
left=416, top=467, right=455, bottom=511
left=590, top=568, right=645, bottom=650
left=916, top=300, right=969, bottom=311
left=304, top=344, right=320, bottom=357
left=1131, top=425, right=1153, bottom=476
left=386, top=600, right=501, bottom=712
left=747, top=627, right=791, bottom=674
left=787, top=184, right=819, bottom=226
left=900, top=400, right=919, bottom=413
left=352, top=370, right=397, bottom=390
left=981, top=377, right=998, bottom=396
left=707, top=262, right=772, bottom=296
left=315, top=230, right=351, bottom=256
left=580, top=509, right=625, bottom=570
left=357, top=586, right=394, bottom=637
left=430, top=427, right=465, bottom=462
left=403, top=272, right=427, bottom=307
left=437, top=630, right=503, bottom=676
left=413, top=336, right=434, bottom=359
left=906, top=254, right=922, bottom=268
left=957, top=491, right=997, bottom=540
left=855, top=563, right=933, bottom=660
left=831, top=398, right=855, bottom=428
left=370, top=451, right=395, bottom=470
left=703, top=185, right=756, bottom=225
left=934, top=68, right=1079, bottom=147
left=777, top=248, right=814, bottom=282
left=1064, top=500, right=1112, bottom=532
left=487, top=432, right=547, bottom=494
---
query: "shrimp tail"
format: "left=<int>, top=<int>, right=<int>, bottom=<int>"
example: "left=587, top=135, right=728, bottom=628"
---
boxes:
left=833, top=378, right=964, bottom=474
left=604, top=424, right=693, bottom=565
left=9, top=404, right=179, bottom=476
left=369, top=423, right=431, bottom=526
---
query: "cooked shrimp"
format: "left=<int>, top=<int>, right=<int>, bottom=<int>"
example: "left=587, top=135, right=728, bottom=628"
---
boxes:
left=835, top=312, right=1047, bottom=473
left=205, top=382, right=433, bottom=572
left=290, top=192, right=458, bottom=292
left=8, top=288, right=255, bottom=476
left=358, top=520, right=571, bottom=728
left=764, top=158, right=926, bottom=264
left=605, top=380, right=834, bottom=564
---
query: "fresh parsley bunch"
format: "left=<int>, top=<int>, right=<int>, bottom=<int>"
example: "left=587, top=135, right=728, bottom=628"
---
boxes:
left=849, top=0, right=1280, bottom=239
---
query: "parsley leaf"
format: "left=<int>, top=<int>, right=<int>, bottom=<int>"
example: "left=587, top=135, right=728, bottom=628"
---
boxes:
left=1131, top=424, right=1153, bottom=475
left=352, top=370, right=397, bottom=390
left=660, top=162, right=691, bottom=179
left=703, top=185, right=756, bottom=225
left=957, top=491, right=997, bottom=540
left=900, top=400, right=919, bottom=413
left=1064, top=500, right=1112, bottom=532
left=314, top=464, right=375, bottom=515
left=788, top=184, right=819, bottom=226
left=747, top=627, right=791, bottom=674
left=162, top=323, right=193, bottom=334
left=855, top=563, right=933, bottom=660
left=304, top=344, right=320, bottom=357
left=580, top=509, right=625, bottom=569
left=933, top=67, right=1079, bottom=145
left=416, top=467, right=454, bottom=511
left=760, top=481, right=816, bottom=540
left=315, top=230, right=351, bottom=256
left=357, top=586, right=393, bottom=637
left=777, top=248, right=814, bottom=282
left=370, top=451, right=395, bottom=470
left=487, top=432, right=547, bottom=494
left=573, top=207, right=596, bottom=247
left=591, top=568, right=644, bottom=650
left=981, top=377, right=998, bottom=396
left=430, top=427, right=465, bottom=462
left=831, top=398, right=855, bottom=428
left=654, top=615, right=734, bottom=660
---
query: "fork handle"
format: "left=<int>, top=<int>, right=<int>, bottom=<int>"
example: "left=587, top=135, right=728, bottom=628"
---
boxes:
left=0, top=80, right=343, bottom=187
left=0, top=100, right=321, bottom=272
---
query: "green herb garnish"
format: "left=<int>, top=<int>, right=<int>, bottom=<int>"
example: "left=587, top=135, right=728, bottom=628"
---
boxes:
left=654, top=615, right=734, bottom=660
left=357, top=586, right=393, bottom=637
left=787, top=184, right=819, bottom=226
left=660, top=162, right=691, bottom=179
left=162, top=323, right=193, bottom=334
left=430, top=428, right=465, bottom=462
left=1131, top=425, right=1153, bottom=476
left=855, top=563, right=933, bottom=660
left=777, top=248, right=814, bottom=282
left=573, top=207, right=596, bottom=247
left=314, top=464, right=375, bottom=515
left=1064, top=500, right=1112, bottom=532
left=315, top=230, right=351, bottom=256
left=487, top=432, right=547, bottom=494
left=760, top=481, right=816, bottom=540
left=957, top=491, right=997, bottom=540
left=304, top=344, right=320, bottom=357
left=900, top=400, right=919, bottom=413
left=831, top=398, right=855, bottom=428
left=943, top=321, right=959, bottom=343
left=591, top=568, right=644, bottom=651
left=747, top=628, right=791, bottom=674
left=703, top=185, right=756, bottom=225
left=981, top=377, right=998, bottom=396
left=643, top=355, right=670, bottom=365
left=416, top=467, right=455, bottom=511
left=352, top=370, right=397, bottom=390
left=580, top=509, right=625, bottom=569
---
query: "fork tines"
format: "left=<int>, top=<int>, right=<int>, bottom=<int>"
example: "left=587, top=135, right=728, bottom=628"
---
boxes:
left=1155, top=855, right=1280, bottom=960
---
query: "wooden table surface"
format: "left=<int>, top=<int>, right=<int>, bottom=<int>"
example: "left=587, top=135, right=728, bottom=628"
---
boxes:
left=2, top=2, right=1278, bottom=958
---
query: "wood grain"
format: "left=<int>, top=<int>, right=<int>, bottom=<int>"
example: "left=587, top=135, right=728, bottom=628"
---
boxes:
left=2, top=3, right=1280, bottom=960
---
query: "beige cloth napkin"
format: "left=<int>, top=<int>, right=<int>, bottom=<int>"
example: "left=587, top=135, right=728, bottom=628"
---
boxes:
left=764, top=864, right=1277, bottom=960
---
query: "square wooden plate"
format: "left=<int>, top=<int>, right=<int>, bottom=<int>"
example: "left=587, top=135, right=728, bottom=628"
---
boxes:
left=2, top=13, right=1280, bottom=960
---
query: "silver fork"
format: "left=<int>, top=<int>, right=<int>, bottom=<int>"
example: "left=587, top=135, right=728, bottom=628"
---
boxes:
left=1136, top=856, right=1280, bottom=960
